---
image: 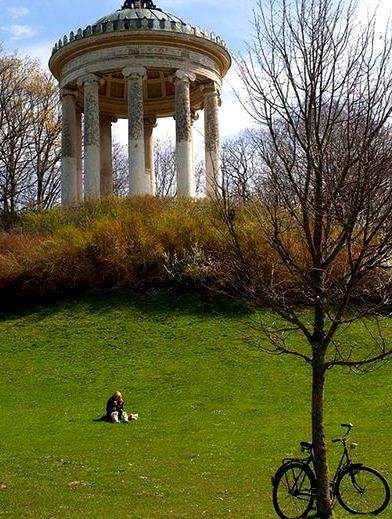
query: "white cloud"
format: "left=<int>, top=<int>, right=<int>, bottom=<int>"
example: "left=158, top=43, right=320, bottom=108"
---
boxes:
left=219, top=68, right=254, bottom=139
left=357, top=0, right=392, bottom=30
left=1, top=24, right=36, bottom=40
left=17, top=42, right=53, bottom=67
left=8, top=7, right=29, bottom=19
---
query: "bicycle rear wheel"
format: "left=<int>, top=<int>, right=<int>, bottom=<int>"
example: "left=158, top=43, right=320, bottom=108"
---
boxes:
left=336, top=465, right=390, bottom=515
left=272, top=461, right=316, bottom=519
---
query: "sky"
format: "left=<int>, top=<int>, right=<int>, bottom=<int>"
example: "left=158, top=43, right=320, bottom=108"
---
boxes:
left=0, top=0, right=391, bottom=149
left=0, top=0, right=255, bottom=60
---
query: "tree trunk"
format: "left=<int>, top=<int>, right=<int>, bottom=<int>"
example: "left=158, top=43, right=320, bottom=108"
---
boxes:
left=312, top=345, right=332, bottom=518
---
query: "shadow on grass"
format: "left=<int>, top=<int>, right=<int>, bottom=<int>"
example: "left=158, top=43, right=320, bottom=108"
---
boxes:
left=0, top=287, right=252, bottom=322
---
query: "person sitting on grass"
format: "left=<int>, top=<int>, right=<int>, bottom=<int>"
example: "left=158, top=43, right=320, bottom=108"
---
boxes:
left=106, top=391, right=129, bottom=423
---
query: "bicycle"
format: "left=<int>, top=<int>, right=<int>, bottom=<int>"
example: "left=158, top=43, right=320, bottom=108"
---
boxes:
left=272, top=423, right=390, bottom=518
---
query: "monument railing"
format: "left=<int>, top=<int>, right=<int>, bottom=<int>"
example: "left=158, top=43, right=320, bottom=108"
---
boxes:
left=52, top=17, right=228, bottom=56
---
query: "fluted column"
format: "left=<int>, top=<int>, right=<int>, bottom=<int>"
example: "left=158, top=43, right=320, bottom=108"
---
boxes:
left=174, top=70, right=196, bottom=197
left=123, top=66, right=147, bottom=195
left=203, top=82, right=222, bottom=197
left=61, top=88, right=78, bottom=206
left=78, top=74, right=101, bottom=199
left=100, top=115, right=117, bottom=196
left=144, top=116, right=157, bottom=196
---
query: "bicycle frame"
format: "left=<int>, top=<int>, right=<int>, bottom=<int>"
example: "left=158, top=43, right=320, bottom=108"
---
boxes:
left=273, top=424, right=391, bottom=519
left=280, top=423, right=357, bottom=492
left=333, top=445, right=350, bottom=475
left=330, top=424, right=358, bottom=485
left=284, top=465, right=314, bottom=501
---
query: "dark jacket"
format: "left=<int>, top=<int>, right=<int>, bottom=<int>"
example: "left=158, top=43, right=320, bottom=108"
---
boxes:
left=105, top=396, right=125, bottom=421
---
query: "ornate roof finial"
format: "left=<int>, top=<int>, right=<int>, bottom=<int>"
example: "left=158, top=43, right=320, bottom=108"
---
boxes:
left=121, top=0, right=157, bottom=8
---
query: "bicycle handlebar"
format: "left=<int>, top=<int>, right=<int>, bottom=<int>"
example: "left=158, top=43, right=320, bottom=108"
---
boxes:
left=341, top=423, right=353, bottom=435
left=332, top=423, right=353, bottom=443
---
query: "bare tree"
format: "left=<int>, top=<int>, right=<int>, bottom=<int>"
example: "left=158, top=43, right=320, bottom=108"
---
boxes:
left=110, top=135, right=213, bottom=199
left=217, top=0, right=392, bottom=516
left=0, top=52, right=61, bottom=224
left=23, top=69, right=61, bottom=210
left=221, top=128, right=265, bottom=201
left=0, top=54, right=32, bottom=221
left=154, top=137, right=205, bottom=197
left=155, top=137, right=177, bottom=196
left=112, top=140, right=129, bottom=197
left=194, top=158, right=205, bottom=198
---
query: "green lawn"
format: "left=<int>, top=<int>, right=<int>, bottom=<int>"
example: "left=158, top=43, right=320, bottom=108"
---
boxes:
left=0, top=290, right=391, bottom=518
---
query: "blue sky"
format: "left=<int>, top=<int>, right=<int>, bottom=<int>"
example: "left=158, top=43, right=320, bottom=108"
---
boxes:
left=0, top=0, right=257, bottom=145
left=1, top=0, right=391, bottom=146
left=0, top=0, right=254, bottom=61
left=1, top=0, right=390, bottom=62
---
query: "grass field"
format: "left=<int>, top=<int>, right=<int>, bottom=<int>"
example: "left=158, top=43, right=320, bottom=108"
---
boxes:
left=0, top=290, right=391, bottom=518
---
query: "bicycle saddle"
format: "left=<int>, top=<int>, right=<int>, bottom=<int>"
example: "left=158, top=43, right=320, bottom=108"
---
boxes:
left=300, top=441, right=313, bottom=450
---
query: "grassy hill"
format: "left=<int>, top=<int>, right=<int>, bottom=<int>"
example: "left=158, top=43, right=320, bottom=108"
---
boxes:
left=0, top=289, right=391, bottom=518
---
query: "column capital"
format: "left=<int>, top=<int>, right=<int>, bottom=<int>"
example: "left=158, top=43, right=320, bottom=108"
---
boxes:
left=172, top=69, right=196, bottom=83
left=60, top=87, right=77, bottom=99
left=202, top=81, right=221, bottom=94
left=144, top=115, right=157, bottom=129
left=191, top=109, right=199, bottom=123
left=77, top=73, right=104, bottom=88
left=202, top=82, right=222, bottom=106
left=122, top=66, right=147, bottom=80
left=100, top=113, right=118, bottom=124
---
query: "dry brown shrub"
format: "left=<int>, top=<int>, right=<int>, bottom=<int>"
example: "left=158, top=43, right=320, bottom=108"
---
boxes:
left=0, top=197, right=385, bottom=307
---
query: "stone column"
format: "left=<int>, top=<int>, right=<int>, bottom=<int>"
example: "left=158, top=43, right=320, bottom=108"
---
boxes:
left=144, top=116, right=157, bottom=196
left=78, top=74, right=101, bottom=199
left=191, top=110, right=199, bottom=194
left=60, top=88, right=78, bottom=206
left=123, top=66, right=147, bottom=195
left=100, top=115, right=117, bottom=196
left=75, top=108, right=83, bottom=203
left=203, top=82, right=222, bottom=197
left=174, top=70, right=196, bottom=197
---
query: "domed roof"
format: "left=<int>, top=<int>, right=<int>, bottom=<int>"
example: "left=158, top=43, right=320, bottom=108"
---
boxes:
left=96, top=1, right=185, bottom=26
left=50, top=0, right=230, bottom=64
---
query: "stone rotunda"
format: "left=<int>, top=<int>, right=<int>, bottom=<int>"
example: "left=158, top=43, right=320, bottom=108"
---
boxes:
left=49, top=0, right=231, bottom=206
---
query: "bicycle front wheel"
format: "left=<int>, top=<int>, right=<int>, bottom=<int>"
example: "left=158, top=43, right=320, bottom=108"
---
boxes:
left=272, top=461, right=316, bottom=519
left=336, top=465, right=390, bottom=515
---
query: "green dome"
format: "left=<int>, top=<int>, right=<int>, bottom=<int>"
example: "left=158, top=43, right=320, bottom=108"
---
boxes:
left=95, top=7, right=185, bottom=26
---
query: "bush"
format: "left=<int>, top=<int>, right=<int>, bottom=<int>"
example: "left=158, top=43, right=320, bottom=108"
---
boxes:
left=0, top=198, right=227, bottom=306
left=0, top=196, right=387, bottom=308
